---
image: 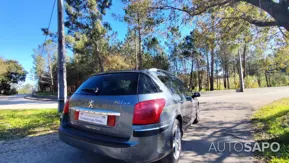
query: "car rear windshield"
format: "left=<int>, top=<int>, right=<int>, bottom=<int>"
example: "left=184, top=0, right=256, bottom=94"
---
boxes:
left=75, top=73, right=138, bottom=96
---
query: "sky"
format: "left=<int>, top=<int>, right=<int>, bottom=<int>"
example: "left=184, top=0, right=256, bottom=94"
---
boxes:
left=0, top=0, right=191, bottom=86
left=0, top=0, right=127, bottom=85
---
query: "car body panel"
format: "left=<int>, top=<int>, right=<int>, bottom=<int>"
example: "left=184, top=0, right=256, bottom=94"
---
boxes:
left=68, top=94, right=138, bottom=138
left=59, top=69, right=200, bottom=163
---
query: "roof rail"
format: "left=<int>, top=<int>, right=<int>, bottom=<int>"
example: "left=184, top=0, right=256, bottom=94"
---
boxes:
left=147, top=68, right=176, bottom=76
left=148, top=68, right=158, bottom=71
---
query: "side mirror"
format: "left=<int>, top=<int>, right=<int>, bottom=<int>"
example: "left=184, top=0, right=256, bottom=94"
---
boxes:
left=192, top=92, right=201, bottom=98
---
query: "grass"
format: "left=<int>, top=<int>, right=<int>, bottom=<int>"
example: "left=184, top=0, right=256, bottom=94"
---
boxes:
left=252, top=98, right=289, bottom=163
left=0, top=109, right=60, bottom=141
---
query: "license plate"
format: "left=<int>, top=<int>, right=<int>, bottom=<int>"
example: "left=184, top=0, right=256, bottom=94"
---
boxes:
left=78, top=111, right=107, bottom=125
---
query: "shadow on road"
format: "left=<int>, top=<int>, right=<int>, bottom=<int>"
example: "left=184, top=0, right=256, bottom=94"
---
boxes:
left=179, top=102, right=255, bottom=163
left=181, top=120, right=254, bottom=163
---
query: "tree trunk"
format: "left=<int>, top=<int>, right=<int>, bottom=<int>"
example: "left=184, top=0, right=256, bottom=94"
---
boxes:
left=242, top=44, right=247, bottom=78
left=174, top=59, right=178, bottom=72
left=223, top=69, right=227, bottom=89
left=216, top=57, right=219, bottom=90
left=97, top=50, right=104, bottom=72
left=196, top=57, right=202, bottom=91
left=48, top=53, right=54, bottom=93
left=198, top=71, right=202, bottom=91
left=94, top=42, right=104, bottom=72
left=268, top=73, right=272, bottom=87
left=183, top=59, right=187, bottom=73
left=189, top=59, right=194, bottom=90
left=210, top=15, right=215, bottom=91
left=257, top=75, right=261, bottom=87
left=134, top=29, right=138, bottom=70
left=234, top=57, right=236, bottom=88
left=227, top=71, right=230, bottom=89
left=137, top=13, right=142, bottom=70
left=238, top=50, right=245, bottom=92
left=210, top=50, right=215, bottom=91
left=265, top=71, right=269, bottom=87
left=206, top=50, right=210, bottom=90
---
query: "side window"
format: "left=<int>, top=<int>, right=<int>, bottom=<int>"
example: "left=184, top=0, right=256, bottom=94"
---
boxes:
left=171, top=78, right=186, bottom=95
left=157, top=74, right=181, bottom=95
left=138, top=74, right=161, bottom=94
left=156, top=71, right=190, bottom=98
left=157, top=75, right=171, bottom=91
left=175, top=79, right=191, bottom=96
left=170, top=78, right=182, bottom=95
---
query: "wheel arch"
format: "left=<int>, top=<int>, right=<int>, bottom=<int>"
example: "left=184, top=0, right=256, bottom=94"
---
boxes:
left=175, top=114, right=183, bottom=136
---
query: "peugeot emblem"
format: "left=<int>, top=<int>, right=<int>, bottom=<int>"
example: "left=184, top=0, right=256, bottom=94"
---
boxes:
left=95, top=87, right=99, bottom=94
left=88, top=100, right=94, bottom=108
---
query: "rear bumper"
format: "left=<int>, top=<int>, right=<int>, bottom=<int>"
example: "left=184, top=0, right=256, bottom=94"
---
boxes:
left=59, top=125, right=171, bottom=163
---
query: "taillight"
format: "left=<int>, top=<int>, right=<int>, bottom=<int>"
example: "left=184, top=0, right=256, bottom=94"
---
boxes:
left=107, top=115, right=116, bottom=127
left=74, top=111, right=79, bottom=120
left=133, top=99, right=166, bottom=125
left=63, top=100, right=70, bottom=114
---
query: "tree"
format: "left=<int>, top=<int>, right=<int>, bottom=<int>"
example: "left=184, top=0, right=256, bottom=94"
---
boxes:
left=0, top=59, right=26, bottom=94
left=124, top=0, right=163, bottom=69
left=65, top=0, right=112, bottom=72
left=45, top=41, right=56, bottom=93
left=181, top=30, right=197, bottom=90
left=31, top=42, right=57, bottom=93
left=154, top=0, right=289, bottom=31
left=0, top=58, right=8, bottom=77
left=143, top=37, right=170, bottom=70
left=165, top=27, right=182, bottom=73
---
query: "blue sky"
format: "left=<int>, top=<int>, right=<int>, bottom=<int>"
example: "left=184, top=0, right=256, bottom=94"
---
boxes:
left=0, top=0, right=127, bottom=85
left=0, top=0, right=191, bottom=85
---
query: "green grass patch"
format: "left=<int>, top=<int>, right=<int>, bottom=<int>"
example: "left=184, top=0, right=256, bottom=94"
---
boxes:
left=252, top=98, right=289, bottom=162
left=0, top=109, right=60, bottom=141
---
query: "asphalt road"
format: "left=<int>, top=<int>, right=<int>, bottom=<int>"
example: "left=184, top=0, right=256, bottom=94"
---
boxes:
left=1, top=87, right=289, bottom=163
left=0, top=94, right=57, bottom=109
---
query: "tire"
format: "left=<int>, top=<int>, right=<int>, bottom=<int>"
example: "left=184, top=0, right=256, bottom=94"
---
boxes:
left=160, top=119, right=182, bottom=163
left=193, top=113, right=199, bottom=124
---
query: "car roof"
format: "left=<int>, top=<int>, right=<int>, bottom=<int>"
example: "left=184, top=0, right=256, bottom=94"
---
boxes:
left=91, top=68, right=174, bottom=77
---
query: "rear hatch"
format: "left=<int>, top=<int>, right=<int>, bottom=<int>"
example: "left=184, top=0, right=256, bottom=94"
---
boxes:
left=68, top=72, right=139, bottom=139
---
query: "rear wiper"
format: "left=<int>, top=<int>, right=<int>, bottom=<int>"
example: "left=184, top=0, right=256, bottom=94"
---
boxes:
left=81, top=88, right=99, bottom=94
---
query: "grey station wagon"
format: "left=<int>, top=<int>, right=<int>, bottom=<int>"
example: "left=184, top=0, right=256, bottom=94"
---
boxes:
left=59, top=68, right=200, bottom=163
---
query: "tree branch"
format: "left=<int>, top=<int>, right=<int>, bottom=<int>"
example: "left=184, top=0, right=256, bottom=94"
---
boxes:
left=151, top=0, right=232, bottom=16
left=223, top=16, right=278, bottom=27
left=153, top=0, right=289, bottom=30
left=241, top=0, right=289, bottom=30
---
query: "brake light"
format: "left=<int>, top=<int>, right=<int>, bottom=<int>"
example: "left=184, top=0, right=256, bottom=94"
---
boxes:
left=74, top=111, right=79, bottom=120
left=107, top=115, right=116, bottom=127
left=63, top=100, right=70, bottom=114
left=133, top=99, right=166, bottom=125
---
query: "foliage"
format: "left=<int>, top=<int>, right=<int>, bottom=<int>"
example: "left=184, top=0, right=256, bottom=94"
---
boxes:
left=36, top=0, right=289, bottom=94
left=65, top=0, right=112, bottom=72
left=123, top=0, right=163, bottom=69
left=17, top=84, right=33, bottom=94
left=253, top=98, right=289, bottom=162
left=0, top=58, right=27, bottom=95
left=0, top=109, right=59, bottom=140
left=31, top=42, right=57, bottom=93
left=154, top=0, right=289, bottom=31
left=244, top=75, right=259, bottom=88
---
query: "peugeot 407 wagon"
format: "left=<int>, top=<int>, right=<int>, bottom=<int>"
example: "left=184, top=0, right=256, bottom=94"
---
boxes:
left=59, top=68, right=200, bottom=163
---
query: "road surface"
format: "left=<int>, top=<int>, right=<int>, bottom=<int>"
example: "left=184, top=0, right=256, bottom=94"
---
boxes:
left=0, top=94, right=57, bottom=109
left=0, top=87, right=289, bottom=163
